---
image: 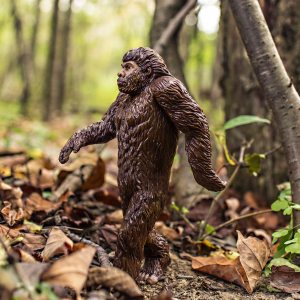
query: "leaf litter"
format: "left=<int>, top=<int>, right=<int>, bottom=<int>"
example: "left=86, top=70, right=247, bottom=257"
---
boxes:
left=0, top=138, right=294, bottom=299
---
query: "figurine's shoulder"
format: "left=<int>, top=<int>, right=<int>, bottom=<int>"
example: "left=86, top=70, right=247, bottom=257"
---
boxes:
left=151, top=76, right=188, bottom=99
left=150, top=76, right=180, bottom=94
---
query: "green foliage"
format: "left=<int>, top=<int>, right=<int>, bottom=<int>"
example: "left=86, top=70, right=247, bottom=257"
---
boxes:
left=223, top=115, right=270, bottom=130
left=205, top=223, right=215, bottom=235
left=266, top=183, right=300, bottom=276
left=36, top=283, right=58, bottom=300
left=244, top=153, right=266, bottom=176
left=170, top=202, right=189, bottom=215
left=264, top=258, right=300, bottom=277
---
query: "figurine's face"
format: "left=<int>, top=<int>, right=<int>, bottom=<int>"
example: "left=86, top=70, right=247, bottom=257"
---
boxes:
left=117, top=61, right=147, bottom=95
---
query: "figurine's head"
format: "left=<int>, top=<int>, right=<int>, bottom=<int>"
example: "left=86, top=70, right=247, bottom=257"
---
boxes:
left=117, top=47, right=171, bottom=95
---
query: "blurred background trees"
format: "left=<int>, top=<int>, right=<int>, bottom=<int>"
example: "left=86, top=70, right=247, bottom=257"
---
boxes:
left=0, top=0, right=296, bottom=206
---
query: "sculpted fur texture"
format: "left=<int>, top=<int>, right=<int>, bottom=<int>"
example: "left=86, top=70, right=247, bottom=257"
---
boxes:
left=59, top=47, right=225, bottom=284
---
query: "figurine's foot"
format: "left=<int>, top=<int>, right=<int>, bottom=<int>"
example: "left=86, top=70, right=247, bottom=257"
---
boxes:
left=138, top=256, right=170, bottom=284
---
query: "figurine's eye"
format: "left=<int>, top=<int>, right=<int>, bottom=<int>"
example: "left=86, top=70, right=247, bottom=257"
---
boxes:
left=125, top=64, right=131, bottom=70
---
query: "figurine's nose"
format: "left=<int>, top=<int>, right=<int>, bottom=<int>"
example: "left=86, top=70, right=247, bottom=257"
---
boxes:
left=118, top=70, right=124, bottom=78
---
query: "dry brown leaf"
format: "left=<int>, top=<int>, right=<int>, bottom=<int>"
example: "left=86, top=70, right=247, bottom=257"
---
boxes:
left=270, top=265, right=300, bottom=293
left=0, top=224, right=21, bottom=239
left=192, top=231, right=270, bottom=293
left=236, top=230, right=270, bottom=292
left=26, top=193, right=61, bottom=214
left=22, top=233, right=46, bottom=251
left=41, top=245, right=96, bottom=295
left=41, top=227, right=73, bottom=261
left=192, top=255, right=248, bottom=289
left=0, top=182, right=26, bottom=226
left=13, top=249, right=36, bottom=262
left=106, top=209, right=123, bottom=224
left=87, top=266, right=143, bottom=299
left=155, top=221, right=180, bottom=240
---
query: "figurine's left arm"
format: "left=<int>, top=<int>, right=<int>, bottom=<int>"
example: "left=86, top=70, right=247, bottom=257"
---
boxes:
left=153, top=77, right=225, bottom=192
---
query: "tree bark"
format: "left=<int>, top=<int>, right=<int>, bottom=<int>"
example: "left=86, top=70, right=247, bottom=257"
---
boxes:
left=228, top=0, right=300, bottom=225
left=42, top=0, right=60, bottom=121
left=10, top=0, right=32, bottom=116
left=151, top=0, right=202, bottom=208
left=54, top=0, right=73, bottom=115
left=220, top=0, right=287, bottom=203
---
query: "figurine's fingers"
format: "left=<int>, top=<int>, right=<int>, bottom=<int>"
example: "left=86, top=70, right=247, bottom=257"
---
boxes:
left=59, top=148, right=72, bottom=164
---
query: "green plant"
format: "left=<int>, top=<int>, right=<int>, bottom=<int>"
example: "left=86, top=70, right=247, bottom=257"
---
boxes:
left=265, top=182, right=300, bottom=275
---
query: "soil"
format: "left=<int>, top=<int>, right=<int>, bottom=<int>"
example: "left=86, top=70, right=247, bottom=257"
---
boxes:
left=139, top=254, right=293, bottom=300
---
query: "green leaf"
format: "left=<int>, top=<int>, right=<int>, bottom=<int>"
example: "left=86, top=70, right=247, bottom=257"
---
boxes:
left=205, top=223, right=215, bottom=235
left=181, top=207, right=189, bottom=215
left=170, top=202, right=180, bottom=212
left=272, top=229, right=289, bottom=239
left=271, top=199, right=290, bottom=212
left=273, top=229, right=293, bottom=258
left=264, top=258, right=300, bottom=277
left=292, top=204, right=300, bottom=210
left=36, top=283, right=58, bottom=300
left=244, top=153, right=266, bottom=176
left=224, top=115, right=270, bottom=130
left=285, top=243, right=300, bottom=254
left=283, top=206, right=293, bottom=215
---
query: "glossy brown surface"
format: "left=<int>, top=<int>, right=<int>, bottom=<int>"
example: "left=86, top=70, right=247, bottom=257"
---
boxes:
left=59, top=47, right=225, bottom=283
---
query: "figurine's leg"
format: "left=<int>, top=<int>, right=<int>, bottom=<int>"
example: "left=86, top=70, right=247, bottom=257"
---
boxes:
left=139, top=229, right=170, bottom=284
left=114, top=190, right=163, bottom=280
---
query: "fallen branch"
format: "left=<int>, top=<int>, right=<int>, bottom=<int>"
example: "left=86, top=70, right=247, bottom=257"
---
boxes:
left=66, top=231, right=111, bottom=267
left=200, top=209, right=272, bottom=240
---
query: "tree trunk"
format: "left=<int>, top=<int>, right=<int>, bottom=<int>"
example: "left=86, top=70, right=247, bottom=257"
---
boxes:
left=54, top=0, right=73, bottom=115
left=220, top=0, right=287, bottom=203
left=10, top=0, right=32, bottom=116
left=42, top=0, right=60, bottom=121
left=228, top=0, right=300, bottom=225
left=150, top=0, right=202, bottom=208
left=30, top=0, right=42, bottom=69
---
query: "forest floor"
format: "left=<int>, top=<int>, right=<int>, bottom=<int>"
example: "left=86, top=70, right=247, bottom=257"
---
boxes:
left=141, top=256, right=291, bottom=300
left=0, top=117, right=297, bottom=299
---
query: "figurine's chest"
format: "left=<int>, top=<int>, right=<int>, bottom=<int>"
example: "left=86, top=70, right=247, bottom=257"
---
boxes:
left=115, top=90, right=155, bottom=130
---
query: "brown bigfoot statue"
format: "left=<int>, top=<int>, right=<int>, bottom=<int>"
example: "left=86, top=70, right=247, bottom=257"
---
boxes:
left=59, top=47, right=225, bottom=284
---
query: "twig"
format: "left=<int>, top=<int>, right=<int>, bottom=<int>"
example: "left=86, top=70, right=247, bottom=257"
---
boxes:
left=154, top=0, right=197, bottom=54
left=200, top=209, right=272, bottom=240
left=0, top=237, right=35, bottom=299
left=198, top=143, right=249, bottom=239
left=65, top=231, right=111, bottom=267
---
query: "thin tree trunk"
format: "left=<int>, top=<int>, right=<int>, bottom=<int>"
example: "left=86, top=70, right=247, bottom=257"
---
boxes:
left=10, top=0, right=31, bottom=116
left=151, top=0, right=202, bottom=208
left=54, top=0, right=73, bottom=115
left=228, top=0, right=300, bottom=225
left=42, top=0, right=60, bottom=121
left=30, top=0, right=42, bottom=68
left=220, top=1, right=286, bottom=203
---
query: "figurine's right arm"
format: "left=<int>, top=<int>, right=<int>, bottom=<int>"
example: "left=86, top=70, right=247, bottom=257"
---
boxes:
left=59, top=94, right=121, bottom=164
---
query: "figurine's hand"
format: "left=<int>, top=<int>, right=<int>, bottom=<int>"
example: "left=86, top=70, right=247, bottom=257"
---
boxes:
left=58, top=136, right=81, bottom=164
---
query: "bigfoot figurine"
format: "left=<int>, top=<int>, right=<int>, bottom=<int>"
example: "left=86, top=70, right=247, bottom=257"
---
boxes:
left=59, top=47, right=225, bottom=284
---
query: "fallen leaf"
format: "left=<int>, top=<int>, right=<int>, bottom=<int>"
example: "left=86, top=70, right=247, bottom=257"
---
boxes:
left=87, top=266, right=143, bottom=299
left=13, top=249, right=36, bottom=263
left=237, top=230, right=270, bottom=292
left=22, top=233, right=46, bottom=251
left=41, top=245, right=96, bottom=295
left=105, top=209, right=123, bottom=224
left=100, top=224, right=119, bottom=250
left=25, top=192, right=61, bottom=215
left=192, top=231, right=270, bottom=293
left=155, top=222, right=180, bottom=241
left=0, top=224, right=21, bottom=240
left=41, top=227, right=73, bottom=261
left=192, top=255, right=248, bottom=290
left=270, top=265, right=300, bottom=293
left=0, top=182, right=26, bottom=226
